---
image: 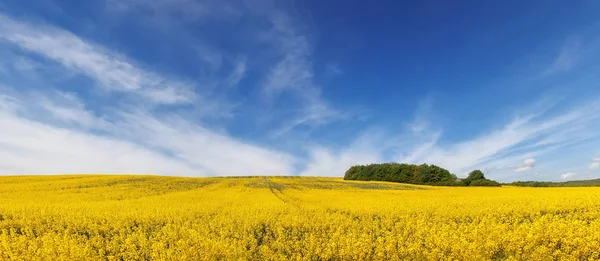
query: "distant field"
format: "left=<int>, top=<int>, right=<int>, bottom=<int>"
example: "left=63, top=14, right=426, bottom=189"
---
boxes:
left=1, top=176, right=600, bottom=260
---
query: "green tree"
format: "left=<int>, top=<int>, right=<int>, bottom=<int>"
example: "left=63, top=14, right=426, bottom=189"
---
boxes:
left=462, top=170, right=484, bottom=186
left=467, top=170, right=485, bottom=180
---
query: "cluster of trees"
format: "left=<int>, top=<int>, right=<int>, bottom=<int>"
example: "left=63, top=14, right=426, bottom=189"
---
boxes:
left=461, top=170, right=501, bottom=186
left=344, top=163, right=500, bottom=187
left=344, top=163, right=456, bottom=185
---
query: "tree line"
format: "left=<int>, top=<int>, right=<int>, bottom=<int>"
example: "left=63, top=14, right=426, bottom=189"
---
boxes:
left=508, top=179, right=600, bottom=187
left=344, top=163, right=500, bottom=186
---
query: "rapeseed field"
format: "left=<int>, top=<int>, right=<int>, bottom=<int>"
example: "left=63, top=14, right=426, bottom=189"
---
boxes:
left=1, top=175, right=599, bottom=260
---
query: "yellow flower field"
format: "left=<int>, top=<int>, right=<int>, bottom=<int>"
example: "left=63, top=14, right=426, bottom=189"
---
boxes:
left=1, top=175, right=599, bottom=260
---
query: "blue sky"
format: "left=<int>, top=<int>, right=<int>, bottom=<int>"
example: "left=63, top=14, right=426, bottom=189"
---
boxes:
left=1, top=0, right=600, bottom=181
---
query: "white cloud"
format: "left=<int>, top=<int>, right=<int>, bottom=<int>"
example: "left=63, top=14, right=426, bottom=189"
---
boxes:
left=560, top=172, right=576, bottom=180
left=311, top=96, right=600, bottom=178
left=271, top=99, right=343, bottom=138
left=0, top=11, right=296, bottom=177
left=12, top=56, right=40, bottom=76
left=226, top=56, right=247, bottom=87
left=262, top=11, right=342, bottom=134
left=300, top=133, right=384, bottom=176
left=0, top=13, right=194, bottom=105
left=114, top=110, right=296, bottom=176
left=0, top=93, right=19, bottom=111
left=108, top=2, right=343, bottom=133
left=299, top=146, right=380, bottom=177
left=408, top=103, right=433, bottom=134
left=418, top=99, right=600, bottom=176
left=543, top=38, right=581, bottom=76
left=514, top=158, right=536, bottom=172
left=35, top=91, right=111, bottom=129
left=0, top=90, right=295, bottom=176
left=590, top=157, right=600, bottom=170
left=398, top=132, right=441, bottom=164
left=0, top=111, right=197, bottom=175
left=325, top=64, right=343, bottom=77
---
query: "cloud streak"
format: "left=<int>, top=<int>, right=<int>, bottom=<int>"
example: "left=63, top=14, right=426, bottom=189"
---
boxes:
left=300, top=132, right=385, bottom=176
left=560, top=172, right=576, bottom=180
left=263, top=11, right=343, bottom=134
left=302, top=96, right=600, bottom=178
left=0, top=13, right=194, bottom=105
left=590, top=157, right=600, bottom=170
left=0, top=11, right=297, bottom=177
left=422, top=99, right=600, bottom=176
left=0, top=89, right=295, bottom=176
left=514, top=158, right=536, bottom=173
left=542, top=38, right=581, bottom=76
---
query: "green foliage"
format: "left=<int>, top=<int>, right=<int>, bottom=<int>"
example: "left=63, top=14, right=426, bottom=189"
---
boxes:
left=509, top=181, right=552, bottom=187
left=461, top=169, right=486, bottom=186
left=469, top=179, right=501, bottom=187
left=467, top=170, right=485, bottom=180
left=508, top=179, right=600, bottom=187
left=345, top=163, right=455, bottom=186
left=345, top=164, right=501, bottom=187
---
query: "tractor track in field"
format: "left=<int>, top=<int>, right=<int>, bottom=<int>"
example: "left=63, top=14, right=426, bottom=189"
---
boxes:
left=263, top=178, right=303, bottom=206
left=266, top=179, right=289, bottom=203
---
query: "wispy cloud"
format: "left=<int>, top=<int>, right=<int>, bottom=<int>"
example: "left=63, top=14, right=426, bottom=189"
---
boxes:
left=560, top=172, right=576, bottom=180
left=115, top=110, right=296, bottom=176
left=226, top=56, right=247, bottom=87
left=306, top=95, right=600, bottom=178
left=31, top=91, right=111, bottom=130
left=300, top=132, right=385, bottom=176
left=514, top=158, right=536, bottom=173
left=263, top=11, right=343, bottom=134
left=0, top=13, right=194, bottom=105
left=0, top=89, right=295, bottom=176
left=590, top=157, right=600, bottom=170
left=399, top=132, right=441, bottom=164
left=0, top=11, right=297, bottom=176
left=12, top=56, right=41, bottom=77
left=419, top=100, right=600, bottom=176
left=325, top=64, right=343, bottom=78
left=0, top=108, right=198, bottom=175
left=542, top=38, right=582, bottom=76
left=104, top=1, right=344, bottom=133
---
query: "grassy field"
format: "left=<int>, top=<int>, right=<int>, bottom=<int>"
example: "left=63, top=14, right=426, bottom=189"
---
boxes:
left=1, top=175, right=600, bottom=260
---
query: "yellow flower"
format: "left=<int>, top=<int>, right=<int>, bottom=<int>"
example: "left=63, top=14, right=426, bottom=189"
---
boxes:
left=0, top=175, right=599, bottom=260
